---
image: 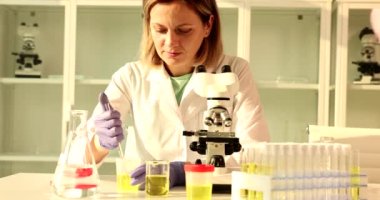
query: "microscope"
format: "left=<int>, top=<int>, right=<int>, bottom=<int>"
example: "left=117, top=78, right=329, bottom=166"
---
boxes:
left=183, top=65, right=242, bottom=187
left=12, top=21, right=42, bottom=78
left=352, top=27, right=380, bottom=84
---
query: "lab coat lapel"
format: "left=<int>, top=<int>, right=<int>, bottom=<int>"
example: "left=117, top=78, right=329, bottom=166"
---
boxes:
left=180, top=70, right=207, bottom=125
left=146, top=66, right=182, bottom=120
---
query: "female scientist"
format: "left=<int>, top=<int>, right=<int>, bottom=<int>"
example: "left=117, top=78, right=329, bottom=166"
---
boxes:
left=88, top=0, right=270, bottom=188
left=371, top=9, right=380, bottom=38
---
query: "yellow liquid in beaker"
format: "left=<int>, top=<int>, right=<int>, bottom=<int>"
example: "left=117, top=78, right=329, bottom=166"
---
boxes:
left=146, top=175, right=169, bottom=196
left=186, top=184, right=212, bottom=200
left=117, top=174, right=139, bottom=192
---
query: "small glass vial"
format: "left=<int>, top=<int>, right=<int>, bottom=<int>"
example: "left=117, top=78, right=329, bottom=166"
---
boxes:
left=52, top=110, right=99, bottom=198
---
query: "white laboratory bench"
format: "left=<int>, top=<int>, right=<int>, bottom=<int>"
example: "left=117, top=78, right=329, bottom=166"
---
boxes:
left=0, top=173, right=230, bottom=200
left=1, top=173, right=380, bottom=200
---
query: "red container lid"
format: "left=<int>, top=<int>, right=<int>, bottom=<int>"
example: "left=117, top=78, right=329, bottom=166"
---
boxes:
left=184, top=164, right=214, bottom=172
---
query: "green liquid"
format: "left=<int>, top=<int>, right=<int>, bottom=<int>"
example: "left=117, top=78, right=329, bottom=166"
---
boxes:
left=186, top=184, right=212, bottom=200
left=146, top=175, right=169, bottom=196
left=116, top=174, right=139, bottom=192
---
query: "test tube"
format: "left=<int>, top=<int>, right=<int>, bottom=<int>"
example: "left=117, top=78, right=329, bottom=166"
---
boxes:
left=295, top=144, right=304, bottom=199
left=303, top=144, right=312, bottom=178
left=268, top=143, right=277, bottom=176
left=339, top=144, right=352, bottom=199
left=276, top=144, right=286, bottom=199
left=239, top=147, right=248, bottom=199
left=257, top=143, right=268, bottom=200
left=323, top=144, right=334, bottom=199
left=332, top=144, right=341, bottom=198
left=350, top=149, right=360, bottom=200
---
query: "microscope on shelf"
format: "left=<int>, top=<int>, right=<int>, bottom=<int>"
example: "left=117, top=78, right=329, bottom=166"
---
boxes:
left=12, top=21, right=42, bottom=78
left=352, top=27, right=380, bottom=84
left=183, top=65, right=242, bottom=177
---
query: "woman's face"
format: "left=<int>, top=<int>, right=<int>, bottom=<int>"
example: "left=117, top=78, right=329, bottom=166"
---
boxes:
left=149, top=2, right=212, bottom=76
left=371, top=9, right=380, bottom=39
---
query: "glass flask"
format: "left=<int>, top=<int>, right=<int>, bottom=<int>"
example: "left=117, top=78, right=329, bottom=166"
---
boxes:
left=52, top=110, right=100, bottom=198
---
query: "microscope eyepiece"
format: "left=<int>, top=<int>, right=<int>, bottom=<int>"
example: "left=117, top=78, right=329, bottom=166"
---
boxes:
left=221, top=65, right=231, bottom=73
left=196, top=65, right=206, bottom=73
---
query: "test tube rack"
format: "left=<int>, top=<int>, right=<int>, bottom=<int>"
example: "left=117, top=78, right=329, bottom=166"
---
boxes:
left=232, top=142, right=368, bottom=200
left=231, top=171, right=367, bottom=200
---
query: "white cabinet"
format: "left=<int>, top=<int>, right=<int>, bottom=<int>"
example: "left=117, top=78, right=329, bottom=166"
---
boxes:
left=0, top=0, right=69, bottom=177
left=0, top=0, right=332, bottom=177
left=245, top=0, right=332, bottom=142
left=333, top=0, right=380, bottom=128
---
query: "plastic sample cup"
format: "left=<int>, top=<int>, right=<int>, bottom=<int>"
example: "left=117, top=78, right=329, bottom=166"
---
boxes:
left=145, top=160, right=170, bottom=196
left=115, top=158, right=141, bottom=192
left=184, top=164, right=215, bottom=200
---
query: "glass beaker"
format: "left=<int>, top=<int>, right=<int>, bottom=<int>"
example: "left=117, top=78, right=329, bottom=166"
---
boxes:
left=52, top=110, right=100, bottom=198
left=145, top=160, right=170, bottom=196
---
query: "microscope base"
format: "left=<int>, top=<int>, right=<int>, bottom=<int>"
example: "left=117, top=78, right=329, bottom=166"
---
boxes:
left=15, top=69, right=41, bottom=78
left=212, top=183, right=231, bottom=194
left=211, top=167, right=240, bottom=194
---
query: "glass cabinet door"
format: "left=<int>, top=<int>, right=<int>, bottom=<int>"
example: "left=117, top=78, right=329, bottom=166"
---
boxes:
left=0, top=4, right=65, bottom=177
left=74, top=5, right=143, bottom=112
left=219, top=7, right=238, bottom=56
left=334, top=2, right=380, bottom=128
left=74, top=5, right=143, bottom=173
left=248, top=1, right=331, bottom=142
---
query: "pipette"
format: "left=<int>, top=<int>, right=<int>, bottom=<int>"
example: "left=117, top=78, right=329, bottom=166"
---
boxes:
left=99, top=92, right=124, bottom=159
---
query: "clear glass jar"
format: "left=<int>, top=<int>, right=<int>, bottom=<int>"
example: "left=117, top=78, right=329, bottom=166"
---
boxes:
left=52, top=110, right=99, bottom=198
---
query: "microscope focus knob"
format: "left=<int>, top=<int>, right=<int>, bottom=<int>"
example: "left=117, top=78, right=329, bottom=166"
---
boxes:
left=224, top=143, right=234, bottom=155
left=234, top=142, right=242, bottom=152
left=197, top=143, right=207, bottom=155
left=210, top=155, right=225, bottom=167
left=189, top=141, right=198, bottom=151
left=204, top=117, right=213, bottom=126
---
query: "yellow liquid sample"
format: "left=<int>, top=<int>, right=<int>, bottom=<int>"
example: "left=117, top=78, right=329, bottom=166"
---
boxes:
left=186, top=184, right=212, bottom=200
left=247, top=162, right=266, bottom=200
left=117, top=174, right=139, bottom=192
left=350, top=166, right=361, bottom=200
left=240, top=163, right=249, bottom=198
left=146, top=175, right=169, bottom=196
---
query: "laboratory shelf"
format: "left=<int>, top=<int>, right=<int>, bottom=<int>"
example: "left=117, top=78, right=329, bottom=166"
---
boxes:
left=76, top=0, right=244, bottom=8
left=76, top=0, right=141, bottom=6
left=349, top=84, right=380, bottom=91
left=0, top=78, right=63, bottom=85
left=0, top=154, right=58, bottom=162
left=0, top=0, right=68, bottom=6
left=257, top=81, right=319, bottom=90
left=77, top=78, right=109, bottom=85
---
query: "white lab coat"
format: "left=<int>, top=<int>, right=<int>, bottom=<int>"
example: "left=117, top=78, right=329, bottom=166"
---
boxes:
left=88, top=54, right=269, bottom=166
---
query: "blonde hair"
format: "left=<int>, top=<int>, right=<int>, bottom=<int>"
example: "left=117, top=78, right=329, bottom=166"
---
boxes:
left=140, top=0, right=223, bottom=67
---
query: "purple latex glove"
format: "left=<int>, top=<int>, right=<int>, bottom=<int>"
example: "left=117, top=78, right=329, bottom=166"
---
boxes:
left=130, top=161, right=186, bottom=190
left=94, top=92, right=124, bottom=149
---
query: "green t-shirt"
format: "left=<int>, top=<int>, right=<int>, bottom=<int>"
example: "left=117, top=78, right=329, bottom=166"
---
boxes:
left=170, top=73, right=192, bottom=105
